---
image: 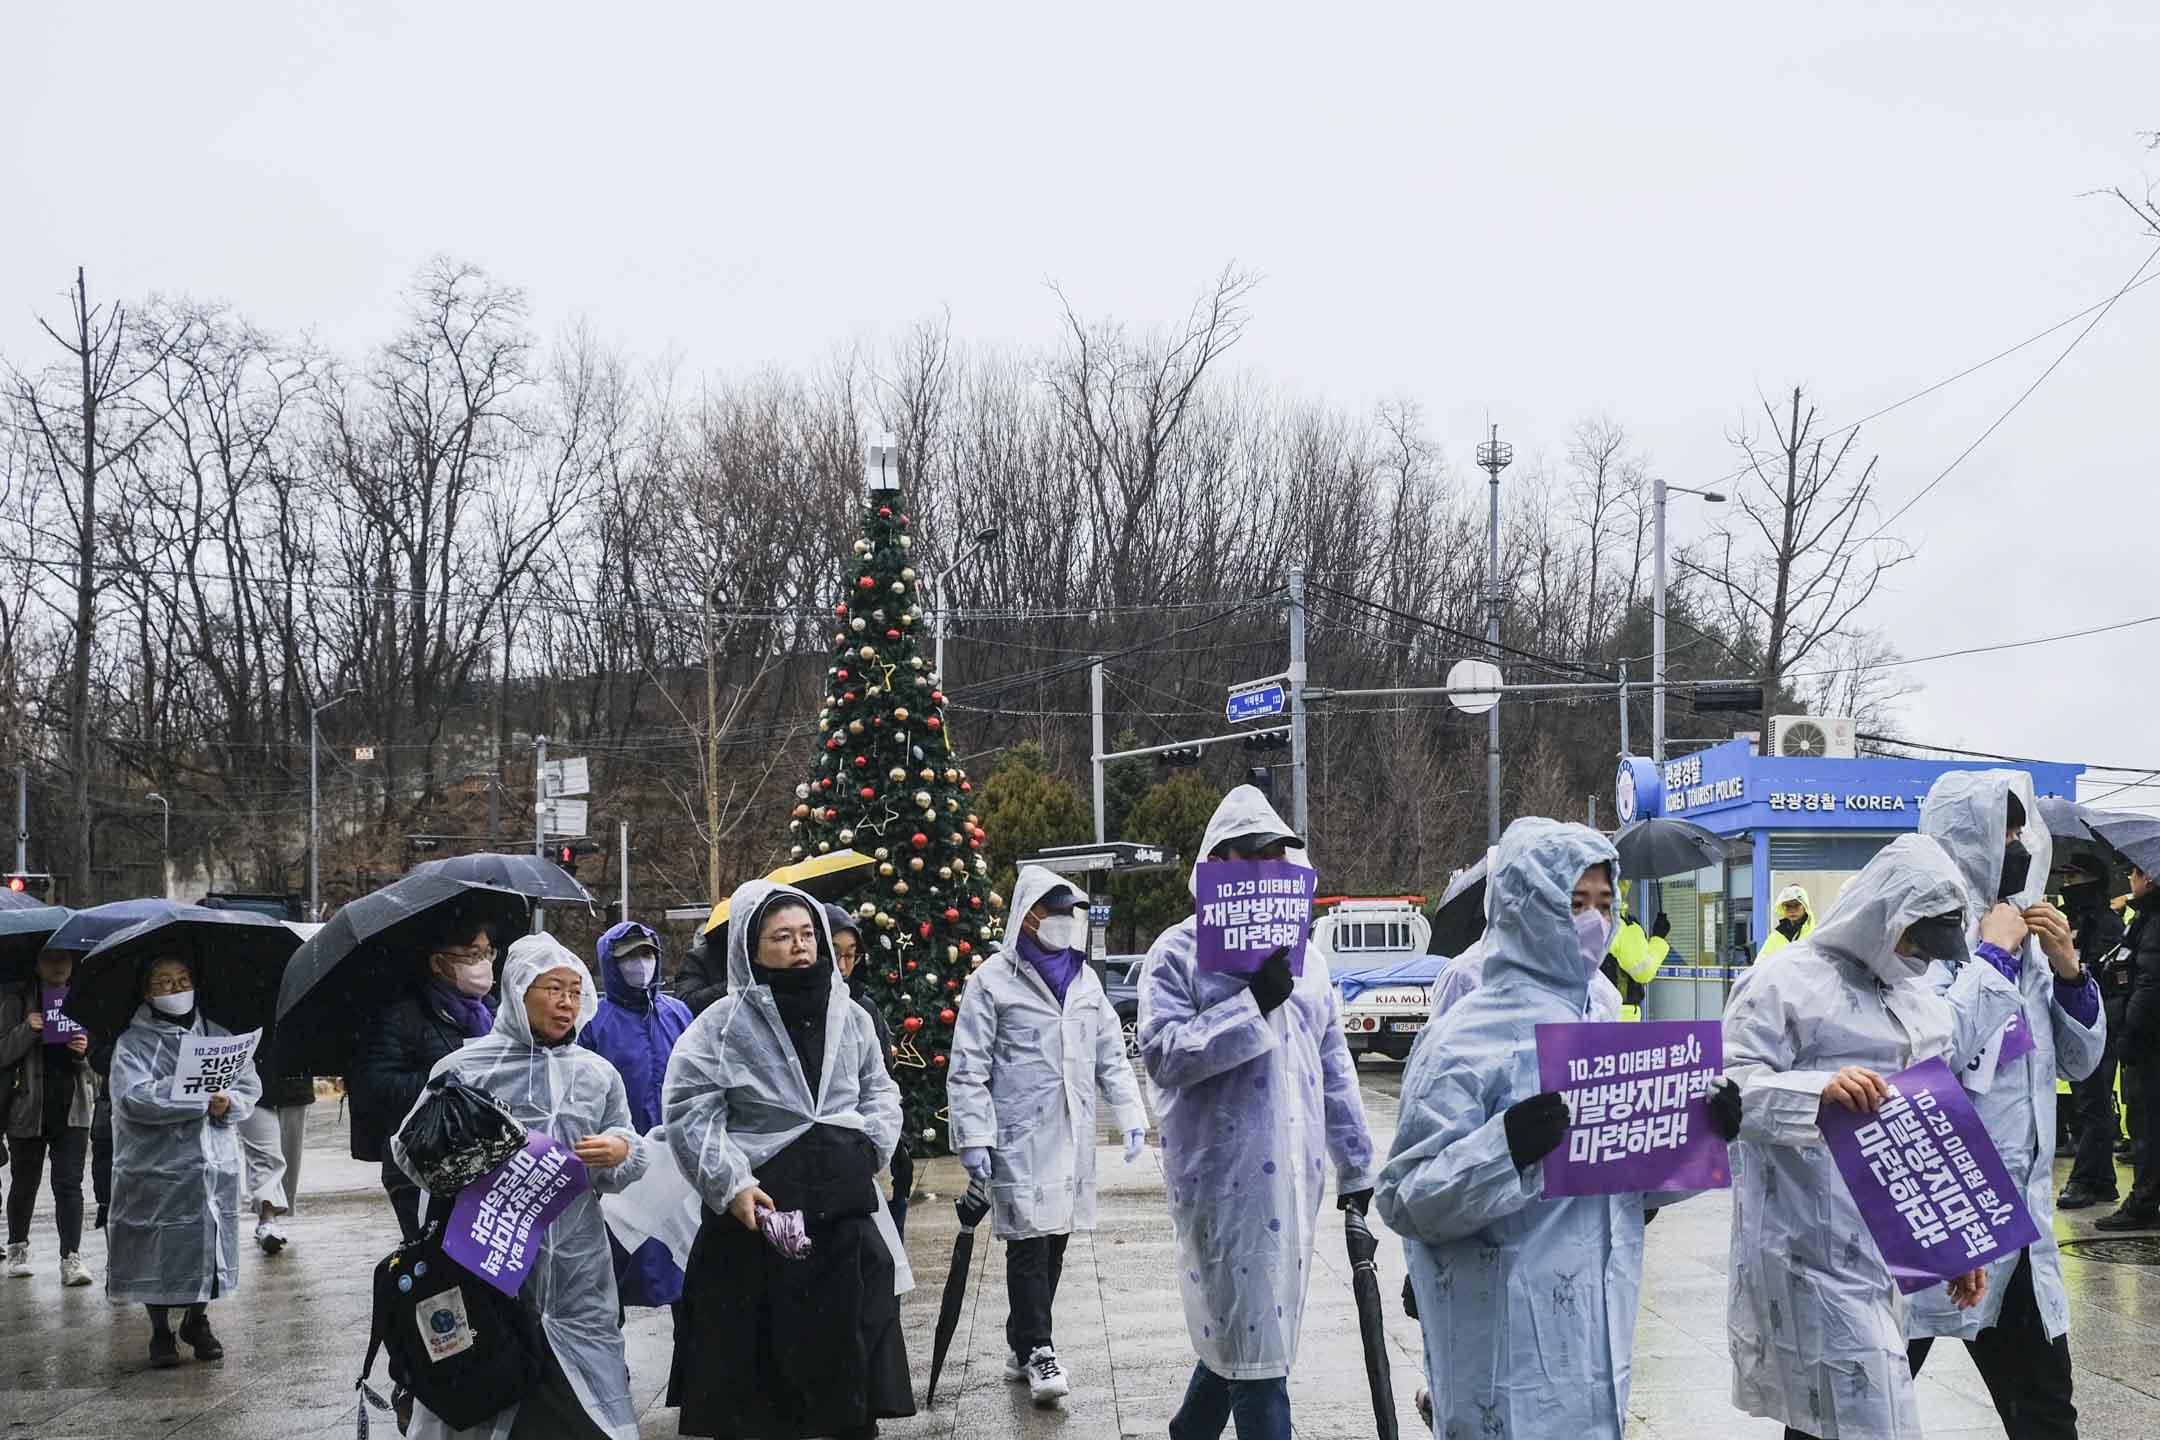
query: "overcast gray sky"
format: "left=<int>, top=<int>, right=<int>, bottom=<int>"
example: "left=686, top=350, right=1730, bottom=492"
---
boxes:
left=8, top=1, right=2157, bottom=805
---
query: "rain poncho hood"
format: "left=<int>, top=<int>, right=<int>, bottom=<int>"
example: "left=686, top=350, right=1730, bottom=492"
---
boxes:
left=396, top=933, right=647, bottom=1440
left=1188, top=783, right=1313, bottom=893
left=1722, top=834, right=2023, bottom=1439
left=945, top=864, right=1146, bottom=1240
left=1909, top=770, right=2102, bottom=1344
left=1376, top=818, right=1653, bottom=1439
left=580, top=921, right=693, bottom=1308
left=1138, top=788, right=1373, bottom=1381
left=106, top=1005, right=263, bottom=1305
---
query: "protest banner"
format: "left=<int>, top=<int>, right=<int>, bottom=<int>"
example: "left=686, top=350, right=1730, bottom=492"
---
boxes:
left=1534, top=1019, right=1731, bottom=1197
left=443, top=1132, right=591, bottom=1297
left=41, top=986, right=84, bottom=1046
left=168, top=1028, right=261, bottom=1102
left=1819, top=1056, right=2040, bottom=1294
left=1193, top=859, right=1315, bottom=976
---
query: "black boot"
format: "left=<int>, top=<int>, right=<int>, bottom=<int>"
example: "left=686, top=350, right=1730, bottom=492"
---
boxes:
left=177, top=1304, right=224, bottom=1361
left=147, top=1307, right=179, bottom=1369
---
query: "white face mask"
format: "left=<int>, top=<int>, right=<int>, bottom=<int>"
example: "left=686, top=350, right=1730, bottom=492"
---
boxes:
left=451, top=960, right=494, bottom=997
left=1034, top=913, right=1087, bottom=954
left=618, top=956, right=657, bottom=988
left=1573, top=908, right=1613, bottom=978
left=149, top=990, right=194, bottom=1017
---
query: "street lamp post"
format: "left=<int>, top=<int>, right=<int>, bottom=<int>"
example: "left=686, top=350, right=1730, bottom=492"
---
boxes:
left=1475, top=427, right=1513, bottom=848
left=930, top=526, right=1003, bottom=683
left=144, top=792, right=170, bottom=899
left=1650, top=479, right=1727, bottom=763
left=309, top=689, right=357, bottom=922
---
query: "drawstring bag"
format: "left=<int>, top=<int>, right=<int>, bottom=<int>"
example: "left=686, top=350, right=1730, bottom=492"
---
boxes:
left=355, top=1219, right=544, bottom=1435
left=396, top=1074, right=524, bottom=1195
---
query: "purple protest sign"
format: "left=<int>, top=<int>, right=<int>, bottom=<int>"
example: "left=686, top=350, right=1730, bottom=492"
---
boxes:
left=1194, top=860, right=1315, bottom=977
left=1819, top=1056, right=2040, bottom=1294
left=442, top=1131, right=591, bottom=1297
left=41, top=986, right=83, bottom=1047
left=1534, top=1020, right=1731, bottom=1197
left=1995, top=1011, right=2036, bottom=1068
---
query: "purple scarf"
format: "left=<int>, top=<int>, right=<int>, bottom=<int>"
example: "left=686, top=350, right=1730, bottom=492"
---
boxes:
left=427, top=979, right=495, bottom=1040
left=1016, top=932, right=1082, bottom=1007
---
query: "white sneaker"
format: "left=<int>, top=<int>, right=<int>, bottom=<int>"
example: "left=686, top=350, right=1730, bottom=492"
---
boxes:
left=59, top=1253, right=93, bottom=1287
left=5, top=1242, right=29, bottom=1277
left=1002, top=1353, right=1028, bottom=1382
left=1025, top=1345, right=1068, bottom=1406
left=255, top=1219, right=287, bottom=1255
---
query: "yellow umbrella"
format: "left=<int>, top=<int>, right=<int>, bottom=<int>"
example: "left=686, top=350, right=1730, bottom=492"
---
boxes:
left=702, top=850, right=876, bottom=934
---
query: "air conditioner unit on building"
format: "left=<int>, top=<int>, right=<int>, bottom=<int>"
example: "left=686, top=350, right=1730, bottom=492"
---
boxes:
left=1770, top=715, right=1856, bottom=759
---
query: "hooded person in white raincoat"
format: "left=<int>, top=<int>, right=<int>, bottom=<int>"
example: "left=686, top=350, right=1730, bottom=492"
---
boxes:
left=1377, top=818, right=1688, bottom=1439
left=1723, top=834, right=2030, bottom=1440
left=663, top=880, right=912, bottom=1440
left=394, top=934, right=647, bottom=1440
left=1427, top=847, right=1624, bottom=1026
left=946, top=864, right=1147, bottom=1405
left=1907, top=771, right=2103, bottom=1432
left=1137, top=785, right=1374, bottom=1440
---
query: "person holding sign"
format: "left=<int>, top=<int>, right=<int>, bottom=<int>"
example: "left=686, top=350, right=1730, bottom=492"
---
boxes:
left=1428, top=844, right=1625, bottom=1025
left=1722, top=834, right=2026, bottom=1440
left=1377, top=818, right=1694, bottom=1439
left=946, top=865, right=1147, bottom=1408
left=396, top=933, right=646, bottom=1440
left=1907, top=772, right=2103, bottom=1436
left=1136, top=785, right=1373, bottom=1440
left=2, top=947, right=95, bottom=1286
left=106, top=955, right=261, bottom=1369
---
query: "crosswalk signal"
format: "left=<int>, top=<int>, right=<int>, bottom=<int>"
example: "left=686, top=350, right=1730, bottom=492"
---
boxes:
left=555, top=844, right=578, bottom=876
left=5, top=873, right=52, bottom=899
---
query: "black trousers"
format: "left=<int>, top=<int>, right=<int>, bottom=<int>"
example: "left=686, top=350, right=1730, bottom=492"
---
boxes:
left=385, top=1176, right=424, bottom=1242
left=1907, top=1250, right=2076, bottom=1440
left=90, top=1088, right=112, bottom=1209
left=2127, top=1059, right=2160, bottom=1208
left=6, top=1126, right=88, bottom=1253
left=2067, top=1033, right=2123, bottom=1194
left=1005, top=1233, right=1069, bottom=1358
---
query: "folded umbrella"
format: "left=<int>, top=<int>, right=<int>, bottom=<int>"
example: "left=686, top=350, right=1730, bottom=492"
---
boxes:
left=0, top=905, right=72, bottom=986
left=1612, top=817, right=1734, bottom=880
left=62, top=906, right=304, bottom=1040
left=273, top=873, right=530, bottom=1075
left=924, top=1177, right=991, bottom=1405
left=410, top=852, right=595, bottom=910
left=1344, top=1208, right=1400, bottom=1440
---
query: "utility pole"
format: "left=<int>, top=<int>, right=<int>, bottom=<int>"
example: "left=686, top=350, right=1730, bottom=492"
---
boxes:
left=1090, top=657, right=1106, bottom=843
left=533, top=734, right=549, bottom=934
left=1287, top=567, right=1310, bottom=838
left=14, top=763, right=25, bottom=875
left=1476, top=426, right=1514, bottom=848
left=1618, top=658, right=1630, bottom=758
left=309, top=690, right=354, bottom=923
left=618, top=819, right=630, bottom=920
left=488, top=632, right=507, bottom=844
left=1650, top=478, right=1727, bottom=763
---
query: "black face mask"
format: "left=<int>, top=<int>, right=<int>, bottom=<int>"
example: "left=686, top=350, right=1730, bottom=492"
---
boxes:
left=1998, top=840, right=2032, bottom=902
left=1904, top=914, right=1970, bottom=963
left=1777, top=915, right=1806, bottom=940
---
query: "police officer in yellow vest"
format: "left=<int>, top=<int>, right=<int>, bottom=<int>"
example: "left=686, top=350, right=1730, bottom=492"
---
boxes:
left=1603, top=897, right=1662, bottom=1021
left=1757, top=884, right=1814, bottom=958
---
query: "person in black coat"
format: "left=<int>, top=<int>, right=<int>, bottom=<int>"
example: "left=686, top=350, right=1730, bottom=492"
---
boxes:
left=2097, top=864, right=2160, bottom=1229
left=2060, top=856, right=2128, bottom=1208
left=673, top=927, right=729, bottom=1015
left=825, top=904, right=913, bottom=1235
left=345, top=909, right=500, bottom=1240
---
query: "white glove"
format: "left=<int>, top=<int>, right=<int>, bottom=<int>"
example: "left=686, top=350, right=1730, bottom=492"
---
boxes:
left=1123, top=1129, right=1146, bottom=1164
left=960, top=1146, right=993, bottom=1181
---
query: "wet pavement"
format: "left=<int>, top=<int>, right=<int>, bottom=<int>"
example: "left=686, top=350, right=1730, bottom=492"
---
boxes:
left=4, top=1067, right=2158, bottom=1437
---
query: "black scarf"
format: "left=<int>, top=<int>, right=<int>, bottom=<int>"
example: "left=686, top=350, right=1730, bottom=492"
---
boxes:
left=761, top=956, right=834, bottom=1093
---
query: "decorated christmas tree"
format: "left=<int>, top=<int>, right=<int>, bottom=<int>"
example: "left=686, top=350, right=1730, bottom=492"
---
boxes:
left=787, top=448, right=1001, bottom=1155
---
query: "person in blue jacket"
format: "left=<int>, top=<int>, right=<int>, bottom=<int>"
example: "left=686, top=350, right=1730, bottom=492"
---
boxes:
left=578, top=921, right=693, bottom=1322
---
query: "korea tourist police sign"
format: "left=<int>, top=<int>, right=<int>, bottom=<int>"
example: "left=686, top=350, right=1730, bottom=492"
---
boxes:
left=1534, top=1020, right=1732, bottom=1196
left=1194, top=859, right=1315, bottom=975
left=1818, top=1057, right=2039, bottom=1293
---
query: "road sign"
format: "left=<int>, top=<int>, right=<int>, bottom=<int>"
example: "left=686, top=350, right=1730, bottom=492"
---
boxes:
left=1227, top=675, right=1289, bottom=724
left=353, top=745, right=376, bottom=762
left=1445, top=659, right=1503, bottom=715
left=542, top=757, right=591, bottom=798
left=544, top=799, right=589, bottom=837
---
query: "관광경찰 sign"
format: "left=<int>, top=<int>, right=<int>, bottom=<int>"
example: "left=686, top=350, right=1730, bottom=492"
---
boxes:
left=1194, top=859, right=1314, bottom=976
left=1534, top=1020, right=1732, bottom=1197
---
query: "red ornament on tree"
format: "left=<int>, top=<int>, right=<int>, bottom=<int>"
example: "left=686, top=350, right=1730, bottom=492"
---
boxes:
left=878, top=505, right=892, bottom=517
left=926, top=717, right=942, bottom=730
left=957, top=941, right=972, bottom=955
left=837, top=669, right=850, bottom=680
left=969, top=896, right=982, bottom=909
left=885, top=628, right=900, bottom=640
left=933, top=1053, right=947, bottom=1067
left=822, top=806, right=837, bottom=820
left=902, top=1015, right=923, bottom=1033
left=939, top=1008, right=956, bottom=1025
left=885, top=971, right=900, bottom=984
left=905, top=959, right=918, bottom=970
left=853, top=755, right=868, bottom=768
left=832, top=604, right=846, bottom=617
left=857, top=576, right=876, bottom=590
left=943, top=907, right=960, bottom=922
left=911, top=832, right=928, bottom=848
left=919, top=922, right=932, bottom=938
left=960, top=781, right=972, bottom=793
left=860, top=786, right=876, bottom=799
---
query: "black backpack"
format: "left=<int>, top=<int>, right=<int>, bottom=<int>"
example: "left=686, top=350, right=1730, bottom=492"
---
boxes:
left=356, top=1219, right=544, bottom=1433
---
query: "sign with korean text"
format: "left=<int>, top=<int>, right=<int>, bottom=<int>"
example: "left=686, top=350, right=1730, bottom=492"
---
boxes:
left=1226, top=675, right=1289, bottom=724
left=545, top=798, right=590, bottom=837
left=1194, top=859, right=1315, bottom=976
left=1534, top=1020, right=1731, bottom=1196
left=1819, top=1056, right=2039, bottom=1293
left=541, top=757, right=591, bottom=798
left=168, top=1028, right=261, bottom=1102
left=443, top=1131, right=591, bottom=1297
left=41, top=986, right=84, bottom=1046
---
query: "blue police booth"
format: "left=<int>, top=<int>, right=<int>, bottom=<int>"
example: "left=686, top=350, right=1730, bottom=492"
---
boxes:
left=1614, top=739, right=2083, bottom=1021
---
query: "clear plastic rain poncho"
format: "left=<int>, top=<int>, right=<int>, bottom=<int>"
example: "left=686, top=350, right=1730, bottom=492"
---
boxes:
left=1723, top=834, right=2022, bottom=1440
left=1427, top=845, right=1622, bottom=1025
left=106, top=1005, right=263, bottom=1304
left=946, top=864, right=1146, bottom=1240
left=1908, top=769, right=2103, bottom=1345
left=1376, top=818, right=1652, bottom=1438
left=663, top=879, right=901, bottom=1218
left=393, top=934, right=647, bottom=1440
left=1136, top=785, right=1375, bottom=1381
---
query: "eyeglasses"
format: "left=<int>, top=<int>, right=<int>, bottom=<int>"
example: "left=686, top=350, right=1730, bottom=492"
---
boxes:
left=146, top=977, right=194, bottom=996
left=434, top=944, right=495, bottom=964
left=530, top=980, right=584, bottom=1004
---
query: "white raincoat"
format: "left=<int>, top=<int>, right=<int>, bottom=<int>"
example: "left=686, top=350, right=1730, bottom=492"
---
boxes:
left=946, top=865, right=1146, bottom=1240
left=394, top=934, right=648, bottom=1440
left=1723, top=834, right=2023, bottom=1440
left=1137, top=785, right=1375, bottom=1381
left=1376, top=818, right=1653, bottom=1438
left=1908, top=769, right=2103, bottom=1344
left=106, top=1006, right=263, bottom=1304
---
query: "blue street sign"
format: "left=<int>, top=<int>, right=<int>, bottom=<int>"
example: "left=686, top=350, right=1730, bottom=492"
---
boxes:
left=1226, top=679, right=1288, bottom=724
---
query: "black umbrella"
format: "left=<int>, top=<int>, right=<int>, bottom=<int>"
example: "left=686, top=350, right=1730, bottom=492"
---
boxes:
left=273, top=873, right=530, bottom=1075
left=2089, top=812, right=2160, bottom=878
left=1426, top=858, right=1487, bottom=958
left=1344, top=1209, right=1400, bottom=1440
left=410, top=853, right=594, bottom=910
left=2036, top=795, right=2095, bottom=843
left=1612, top=817, right=1734, bottom=881
left=62, top=906, right=304, bottom=1040
left=924, top=1177, right=991, bottom=1405
left=0, top=905, right=71, bottom=986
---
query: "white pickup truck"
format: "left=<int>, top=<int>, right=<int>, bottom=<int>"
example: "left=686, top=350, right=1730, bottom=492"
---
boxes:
left=1317, top=898, right=1435, bottom=1061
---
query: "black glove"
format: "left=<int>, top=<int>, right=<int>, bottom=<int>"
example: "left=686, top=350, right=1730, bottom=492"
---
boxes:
left=1706, top=1078, right=1743, bottom=1143
left=1247, top=946, right=1295, bottom=1015
left=1337, top=1187, right=1374, bottom=1216
left=1401, top=1272, right=1420, bottom=1320
left=1503, top=1092, right=1570, bottom=1170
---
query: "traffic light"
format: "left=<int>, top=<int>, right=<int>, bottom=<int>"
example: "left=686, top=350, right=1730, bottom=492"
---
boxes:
left=555, top=844, right=579, bottom=875
left=1243, top=730, right=1289, bottom=755
left=605, top=900, right=624, bottom=926
left=5, top=873, right=52, bottom=899
left=1689, top=684, right=1765, bottom=715
left=1156, top=745, right=1203, bottom=769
